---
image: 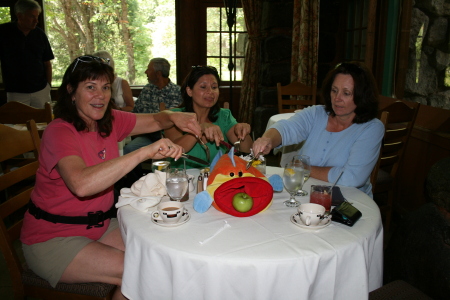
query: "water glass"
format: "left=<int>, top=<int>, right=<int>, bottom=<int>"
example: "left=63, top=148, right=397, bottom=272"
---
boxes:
left=166, top=168, right=189, bottom=201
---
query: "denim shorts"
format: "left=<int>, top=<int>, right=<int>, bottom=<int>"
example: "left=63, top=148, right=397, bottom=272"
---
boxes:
left=22, top=218, right=119, bottom=287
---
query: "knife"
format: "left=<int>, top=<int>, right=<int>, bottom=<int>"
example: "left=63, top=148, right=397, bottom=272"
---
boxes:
left=181, top=153, right=209, bottom=166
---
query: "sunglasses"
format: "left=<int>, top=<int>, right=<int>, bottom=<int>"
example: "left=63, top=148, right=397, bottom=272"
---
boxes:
left=72, top=55, right=110, bottom=73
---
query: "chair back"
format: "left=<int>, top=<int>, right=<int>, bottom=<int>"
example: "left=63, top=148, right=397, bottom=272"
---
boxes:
left=0, top=120, right=115, bottom=299
left=0, top=120, right=41, bottom=298
left=377, top=99, right=419, bottom=183
left=372, top=98, right=419, bottom=232
left=370, top=111, right=389, bottom=191
left=277, top=81, right=316, bottom=114
left=0, top=101, right=52, bottom=124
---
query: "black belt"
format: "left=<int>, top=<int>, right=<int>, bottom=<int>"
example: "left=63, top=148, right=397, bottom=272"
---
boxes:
left=28, top=201, right=116, bottom=229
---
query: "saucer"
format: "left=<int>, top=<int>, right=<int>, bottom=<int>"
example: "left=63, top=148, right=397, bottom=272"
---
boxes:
left=290, top=213, right=331, bottom=229
left=151, top=211, right=191, bottom=227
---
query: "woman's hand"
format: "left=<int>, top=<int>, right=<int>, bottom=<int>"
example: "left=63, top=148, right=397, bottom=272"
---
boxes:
left=143, top=138, right=183, bottom=161
left=201, top=123, right=224, bottom=146
left=251, top=128, right=282, bottom=156
left=233, top=123, right=251, bottom=140
left=169, top=112, right=202, bottom=138
left=252, top=137, right=274, bottom=156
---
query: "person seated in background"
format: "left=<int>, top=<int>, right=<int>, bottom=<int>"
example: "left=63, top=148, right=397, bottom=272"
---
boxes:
left=164, top=65, right=252, bottom=169
left=124, top=57, right=182, bottom=155
left=252, top=61, right=384, bottom=197
left=92, top=50, right=134, bottom=112
left=123, top=57, right=182, bottom=183
left=20, top=55, right=201, bottom=299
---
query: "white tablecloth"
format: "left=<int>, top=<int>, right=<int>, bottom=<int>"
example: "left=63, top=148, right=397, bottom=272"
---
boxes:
left=266, top=113, right=304, bottom=167
left=118, top=167, right=383, bottom=300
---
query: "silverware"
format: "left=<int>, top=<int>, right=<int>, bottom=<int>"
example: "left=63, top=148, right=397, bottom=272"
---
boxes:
left=233, top=139, right=241, bottom=153
left=246, top=152, right=262, bottom=170
left=197, top=137, right=210, bottom=162
left=181, top=153, right=209, bottom=166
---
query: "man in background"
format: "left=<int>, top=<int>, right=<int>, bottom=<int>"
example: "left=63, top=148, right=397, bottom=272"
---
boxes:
left=125, top=57, right=182, bottom=155
left=124, top=57, right=181, bottom=183
left=0, top=0, right=54, bottom=108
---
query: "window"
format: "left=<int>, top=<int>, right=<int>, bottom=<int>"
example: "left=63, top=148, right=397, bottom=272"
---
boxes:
left=44, top=0, right=176, bottom=86
left=345, top=0, right=369, bottom=61
left=0, top=5, right=11, bottom=87
left=0, top=6, right=10, bottom=23
left=206, top=7, right=247, bottom=83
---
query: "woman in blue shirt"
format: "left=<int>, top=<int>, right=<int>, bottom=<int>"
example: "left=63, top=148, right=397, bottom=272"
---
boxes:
left=252, top=62, right=384, bottom=196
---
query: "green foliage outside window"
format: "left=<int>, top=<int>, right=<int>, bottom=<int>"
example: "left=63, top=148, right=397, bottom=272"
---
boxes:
left=44, top=0, right=176, bottom=87
left=0, top=7, right=10, bottom=23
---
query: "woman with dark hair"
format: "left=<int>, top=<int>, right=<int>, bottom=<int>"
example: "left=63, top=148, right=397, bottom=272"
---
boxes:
left=20, top=55, right=201, bottom=299
left=165, top=65, right=253, bottom=168
left=252, top=61, right=384, bottom=196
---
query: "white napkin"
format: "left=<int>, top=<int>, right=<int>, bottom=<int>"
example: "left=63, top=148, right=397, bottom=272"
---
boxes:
left=116, top=171, right=167, bottom=212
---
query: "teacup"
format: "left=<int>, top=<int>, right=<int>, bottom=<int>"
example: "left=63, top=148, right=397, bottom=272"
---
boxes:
left=298, top=203, right=327, bottom=226
left=151, top=201, right=186, bottom=224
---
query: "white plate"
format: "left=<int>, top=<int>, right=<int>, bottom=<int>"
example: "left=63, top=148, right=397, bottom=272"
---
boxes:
left=151, top=211, right=191, bottom=227
left=290, top=213, right=331, bottom=229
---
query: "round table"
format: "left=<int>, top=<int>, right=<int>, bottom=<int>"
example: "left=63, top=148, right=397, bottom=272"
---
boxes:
left=118, top=167, right=383, bottom=300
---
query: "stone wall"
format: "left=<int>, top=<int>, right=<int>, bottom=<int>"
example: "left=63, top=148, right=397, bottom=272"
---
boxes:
left=404, top=0, right=450, bottom=109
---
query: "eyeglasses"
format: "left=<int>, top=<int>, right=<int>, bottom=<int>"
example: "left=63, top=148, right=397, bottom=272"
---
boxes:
left=191, top=65, right=218, bottom=72
left=72, top=55, right=110, bottom=73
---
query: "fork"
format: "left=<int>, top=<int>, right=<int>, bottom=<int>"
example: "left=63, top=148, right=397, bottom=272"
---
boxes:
left=246, top=152, right=262, bottom=170
left=233, top=139, right=241, bottom=153
left=197, top=137, right=210, bottom=162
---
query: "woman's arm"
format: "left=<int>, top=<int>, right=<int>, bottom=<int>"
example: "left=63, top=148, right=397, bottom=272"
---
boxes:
left=120, top=79, right=134, bottom=112
left=310, top=166, right=333, bottom=182
left=130, top=110, right=201, bottom=137
left=56, top=138, right=182, bottom=197
left=326, top=121, right=384, bottom=187
left=164, top=125, right=198, bottom=152
left=252, top=128, right=283, bottom=156
left=164, top=121, right=225, bottom=153
left=226, top=123, right=253, bottom=153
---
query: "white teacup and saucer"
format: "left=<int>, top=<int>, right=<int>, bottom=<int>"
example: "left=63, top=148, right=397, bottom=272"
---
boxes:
left=150, top=201, right=190, bottom=227
left=291, top=203, right=331, bottom=229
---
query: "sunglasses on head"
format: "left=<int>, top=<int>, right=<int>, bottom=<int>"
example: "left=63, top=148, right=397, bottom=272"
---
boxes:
left=72, top=55, right=110, bottom=73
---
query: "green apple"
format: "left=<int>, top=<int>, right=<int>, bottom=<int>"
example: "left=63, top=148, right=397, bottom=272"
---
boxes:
left=232, top=192, right=253, bottom=213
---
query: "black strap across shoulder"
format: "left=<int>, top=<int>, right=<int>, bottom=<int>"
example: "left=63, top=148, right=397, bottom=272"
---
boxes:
left=28, top=201, right=116, bottom=229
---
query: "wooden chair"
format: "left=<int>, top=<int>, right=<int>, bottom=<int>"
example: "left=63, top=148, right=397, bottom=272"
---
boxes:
left=371, top=99, right=419, bottom=231
left=0, top=120, right=116, bottom=300
left=0, top=101, right=52, bottom=124
left=370, top=111, right=389, bottom=192
left=277, top=81, right=317, bottom=114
